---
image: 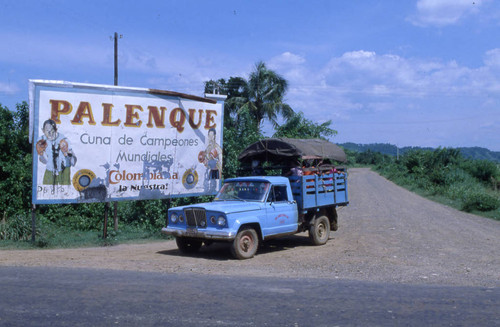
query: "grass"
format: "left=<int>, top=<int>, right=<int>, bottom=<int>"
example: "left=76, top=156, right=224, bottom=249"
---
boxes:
left=0, top=222, right=170, bottom=250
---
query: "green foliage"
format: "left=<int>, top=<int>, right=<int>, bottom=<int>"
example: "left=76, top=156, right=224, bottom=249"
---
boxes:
left=354, top=150, right=392, bottom=166
left=341, top=142, right=404, bottom=157
left=119, top=200, right=168, bottom=231
left=402, top=148, right=461, bottom=176
left=208, top=61, right=293, bottom=132
left=39, top=203, right=106, bottom=231
left=341, top=142, right=500, bottom=163
left=222, top=110, right=262, bottom=178
left=461, top=191, right=500, bottom=212
left=205, top=77, right=248, bottom=129
left=272, top=111, right=337, bottom=139
left=0, top=213, right=32, bottom=241
left=0, top=102, right=32, bottom=218
left=461, top=159, right=499, bottom=183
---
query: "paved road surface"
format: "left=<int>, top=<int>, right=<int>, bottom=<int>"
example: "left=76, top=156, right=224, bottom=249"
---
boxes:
left=0, top=266, right=498, bottom=327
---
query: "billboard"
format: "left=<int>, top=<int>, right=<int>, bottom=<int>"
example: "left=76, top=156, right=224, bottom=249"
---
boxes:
left=29, top=80, right=225, bottom=204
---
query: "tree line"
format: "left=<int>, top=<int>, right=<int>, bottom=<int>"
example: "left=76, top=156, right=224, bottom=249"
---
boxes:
left=341, top=142, right=500, bottom=163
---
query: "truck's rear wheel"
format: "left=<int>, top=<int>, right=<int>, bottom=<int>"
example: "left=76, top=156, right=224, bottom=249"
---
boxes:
left=231, top=227, right=259, bottom=259
left=176, top=237, right=203, bottom=254
left=309, top=216, right=330, bottom=245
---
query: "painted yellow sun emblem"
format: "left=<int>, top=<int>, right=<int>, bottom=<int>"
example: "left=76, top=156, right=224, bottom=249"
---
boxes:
left=182, top=169, right=198, bottom=189
left=72, top=169, right=96, bottom=192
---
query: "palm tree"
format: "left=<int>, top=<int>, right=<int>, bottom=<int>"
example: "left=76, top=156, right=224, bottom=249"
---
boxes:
left=273, top=111, right=337, bottom=139
left=227, top=61, right=294, bottom=131
left=204, top=77, right=247, bottom=129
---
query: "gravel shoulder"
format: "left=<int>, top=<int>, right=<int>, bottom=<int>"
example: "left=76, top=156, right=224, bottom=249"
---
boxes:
left=1, top=168, right=499, bottom=287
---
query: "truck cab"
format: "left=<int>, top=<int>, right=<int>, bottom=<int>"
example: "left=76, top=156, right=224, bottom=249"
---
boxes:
left=162, top=176, right=300, bottom=259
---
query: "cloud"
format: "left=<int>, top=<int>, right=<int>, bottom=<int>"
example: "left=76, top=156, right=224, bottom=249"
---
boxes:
left=268, top=48, right=500, bottom=133
left=268, top=52, right=306, bottom=67
left=272, top=48, right=500, bottom=104
left=0, top=82, right=19, bottom=95
left=408, top=0, right=485, bottom=27
left=321, top=51, right=429, bottom=97
left=320, top=49, right=500, bottom=98
left=483, top=48, right=500, bottom=68
left=267, top=52, right=309, bottom=86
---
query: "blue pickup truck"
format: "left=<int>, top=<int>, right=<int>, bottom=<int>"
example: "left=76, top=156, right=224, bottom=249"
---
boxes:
left=161, top=138, right=349, bottom=259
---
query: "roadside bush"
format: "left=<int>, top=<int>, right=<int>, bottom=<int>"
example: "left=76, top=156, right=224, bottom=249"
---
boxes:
left=0, top=213, right=32, bottom=241
left=413, top=175, right=434, bottom=192
left=356, top=150, right=382, bottom=165
left=431, top=147, right=462, bottom=167
left=40, top=203, right=105, bottom=231
left=0, top=103, right=32, bottom=218
left=461, top=159, right=499, bottom=183
left=402, top=148, right=461, bottom=175
left=119, top=200, right=168, bottom=231
left=445, top=182, right=477, bottom=201
left=428, top=169, right=447, bottom=186
left=444, top=167, right=474, bottom=186
left=461, top=191, right=500, bottom=212
left=402, top=150, right=426, bottom=174
left=378, top=162, right=410, bottom=187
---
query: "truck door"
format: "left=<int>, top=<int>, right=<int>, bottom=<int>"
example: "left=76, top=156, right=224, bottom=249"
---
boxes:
left=263, top=184, right=298, bottom=237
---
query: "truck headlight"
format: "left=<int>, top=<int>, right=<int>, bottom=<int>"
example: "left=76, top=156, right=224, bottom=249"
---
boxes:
left=179, top=215, right=184, bottom=223
left=217, top=216, right=226, bottom=227
left=170, top=213, right=178, bottom=223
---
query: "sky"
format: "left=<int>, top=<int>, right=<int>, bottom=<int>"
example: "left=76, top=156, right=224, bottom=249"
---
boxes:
left=1, top=0, right=499, bottom=151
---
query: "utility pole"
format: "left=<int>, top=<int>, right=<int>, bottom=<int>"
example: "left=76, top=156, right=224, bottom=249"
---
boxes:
left=113, top=32, right=122, bottom=233
left=114, top=32, right=122, bottom=86
left=104, top=32, right=123, bottom=239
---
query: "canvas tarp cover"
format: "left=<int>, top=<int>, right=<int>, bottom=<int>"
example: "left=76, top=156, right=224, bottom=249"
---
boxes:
left=238, top=138, right=347, bottom=163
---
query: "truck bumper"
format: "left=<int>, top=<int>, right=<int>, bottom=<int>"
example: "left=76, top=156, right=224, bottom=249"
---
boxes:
left=161, top=227, right=236, bottom=241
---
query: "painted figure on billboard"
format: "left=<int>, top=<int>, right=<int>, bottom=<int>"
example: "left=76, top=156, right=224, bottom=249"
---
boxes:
left=35, top=119, right=77, bottom=185
left=204, top=127, right=222, bottom=180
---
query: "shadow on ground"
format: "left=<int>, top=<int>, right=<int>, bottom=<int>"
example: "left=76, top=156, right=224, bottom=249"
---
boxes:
left=156, top=234, right=321, bottom=260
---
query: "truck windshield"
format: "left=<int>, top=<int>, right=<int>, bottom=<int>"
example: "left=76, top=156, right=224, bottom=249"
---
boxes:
left=215, top=181, right=270, bottom=202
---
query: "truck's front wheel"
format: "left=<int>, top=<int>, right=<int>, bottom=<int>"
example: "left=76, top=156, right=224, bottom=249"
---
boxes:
left=231, top=227, right=259, bottom=259
left=309, top=216, right=330, bottom=245
left=176, top=237, right=203, bottom=254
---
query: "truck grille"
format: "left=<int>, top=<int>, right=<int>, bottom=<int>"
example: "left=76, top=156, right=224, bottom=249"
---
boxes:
left=184, top=208, right=207, bottom=227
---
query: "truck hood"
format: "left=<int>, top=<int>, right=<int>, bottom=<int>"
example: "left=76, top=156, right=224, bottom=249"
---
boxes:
left=172, top=201, right=263, bottom=215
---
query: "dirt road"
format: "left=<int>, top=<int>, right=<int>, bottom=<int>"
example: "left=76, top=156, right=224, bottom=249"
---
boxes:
left=1, top=168, right=499, bottom=287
